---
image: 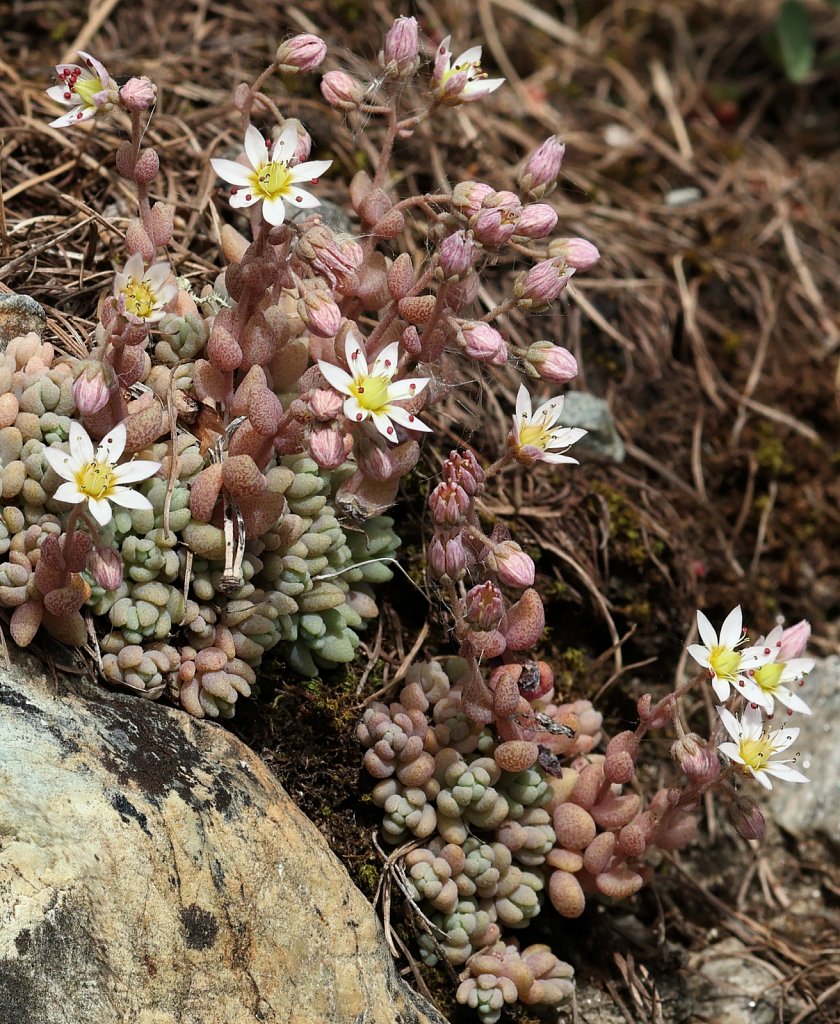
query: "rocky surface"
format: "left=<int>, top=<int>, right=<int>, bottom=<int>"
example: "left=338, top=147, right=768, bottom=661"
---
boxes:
left=769, top=655, right=840, bottom=847
left=558, top=392, right=625, bottom=463
left=0, top=653, right=446, bottom=1024
left=0, top=294, right=46, bottom=347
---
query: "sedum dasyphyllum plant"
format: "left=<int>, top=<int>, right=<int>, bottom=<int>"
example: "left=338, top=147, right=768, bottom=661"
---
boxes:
left=0, top=21, right=814, bottom=1024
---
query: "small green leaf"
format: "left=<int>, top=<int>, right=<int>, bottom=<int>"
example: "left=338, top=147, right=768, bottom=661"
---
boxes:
left=776, top=0, right=815, bottom=82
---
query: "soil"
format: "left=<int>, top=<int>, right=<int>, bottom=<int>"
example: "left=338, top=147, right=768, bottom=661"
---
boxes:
left=2, top=1, right=840, bottom=1020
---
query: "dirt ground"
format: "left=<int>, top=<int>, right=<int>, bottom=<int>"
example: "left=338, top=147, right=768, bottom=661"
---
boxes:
left=2, top=0, right=840, bottom=1020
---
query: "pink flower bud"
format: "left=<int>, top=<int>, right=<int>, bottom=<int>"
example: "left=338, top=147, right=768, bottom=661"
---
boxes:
left=452, top=181, right=495, bottom=218
left=491, top=540, right=535, bottom=588
left=519, top=135, right=566, bottom=197
left=382, top=17, right=420, bottom=74
left=321, top=71, right=363, bottom=110
left=309, top=426, right=346, bottom=469
left=88, top=547, right=123, bottom=590
left=119, top=76, right=157, bottom=113
left=516, top=259, right=574, bottom=306
left=465, top=581, right=505, bottom=630
left=274, top=118, right=311, bottom=164
left=777, top=620, right=811, bottom=660
left=73, top=361, right=116, bottom=416
left=429, top=528, right=467, bottom=582
left=428, top=480, right=470, bottom=525
left=357, top=444, right=394, bottom=482
left=457, top=322, right=508, bottom=365
left=551, top=237, right=601, bottom=271
left=300, top=226, right=362, bottom=290
left=671, top=734, right=720, bottom=783
left=298, top=285, right=342, bottom=338
left=438, top=230, right=476, bottom=280
left=515, top=203, right=558, bottom=239
left=443, top=449, right=485, bottom=495
left=472, top=207, right=518, bottom=247
left=525, top=341, right=578, bottom=383
left=275, top=34, right=327, bottom=73
left=727, top=799, right=766, bottom=842
left=309, top=388, right=344, bottom=421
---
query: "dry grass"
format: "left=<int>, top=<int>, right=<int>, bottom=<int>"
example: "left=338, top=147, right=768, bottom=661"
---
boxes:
left=2, top=0, right=840, bottom=1020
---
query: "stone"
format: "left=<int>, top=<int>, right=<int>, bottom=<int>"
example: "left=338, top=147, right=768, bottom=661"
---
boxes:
left=0, top=653, right=446, bottom=1024
left=769, top=656, right=840, bottom=848
left=558, top=392, right=625, bottom=463
left=684, top=938, right=778, bottom=1024
left=0, top=294, right=46, bottom=348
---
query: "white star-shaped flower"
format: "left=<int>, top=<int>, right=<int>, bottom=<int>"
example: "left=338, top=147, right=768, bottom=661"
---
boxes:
left=687, top=607, right=773, bottom=709
left=113, top=253, right=177, bottom=324
left=432, top=35, right=505, bottom=104
left=717, top=703, right=808, bottom=790
left=510, top=385, right=586, bottom=465
left=44, top=421, right=161, bottom=526
left=46, top=51, right=117, bottom=128
left=748, top=624, right=814, bottom=717
left=317, top=334, right=431, bottom=443
left=211, top=123, right=332, bottom=227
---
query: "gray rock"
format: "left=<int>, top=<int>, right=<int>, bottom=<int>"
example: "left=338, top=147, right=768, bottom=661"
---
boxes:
left=290, top=198, right=355, bottom=235
left=0, top=653, right=446, bottom=1024
left=0, top=294, right=46, bottom=347
left=559, top=391, right=625, bottom=463
left=684, top=938, right=779, bottom=1024
left=769, top=655, right=840, bottom=847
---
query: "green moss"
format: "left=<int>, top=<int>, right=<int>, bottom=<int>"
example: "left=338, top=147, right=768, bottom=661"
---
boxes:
left=754, top=423, right=794, bottom=476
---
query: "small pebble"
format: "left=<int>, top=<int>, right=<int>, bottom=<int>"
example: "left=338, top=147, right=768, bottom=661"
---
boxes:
left=0, top=294, right=46, bottom=348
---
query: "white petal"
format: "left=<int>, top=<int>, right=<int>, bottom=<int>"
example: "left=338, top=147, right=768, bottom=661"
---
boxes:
left=768, top=726, right=799, bottom=753
left=69, top=421, right=95, bottom=463
left=262, top=196, right=287, bottom=226
left=454, top=46, right=482, bottom=67
left=466, top=77, right=504, bottom=98
left=272, top=122, right=299, bottom=164
left=46, top=85, right=73, bottom=104
left=737, top=677, right=773, bottom=711
left=515, top=384, right=532, bottom=421
left=533, top=394, right=565, bottom=425
left=371, top=411, right=399, bottom=442
left=318, top=360, right=353, bottom=395
left=764, top=764, right=808, bottom=784
left=55, top=62, right=84, bottom=78
left=385, top=404, right=433, bottom=432
left=547, top=426, right=586, bottom=449
left=763, top=625, right=783, bottom=648
left=230, top=189, right=260, bottom=210
left=717, top=706, right=742, bottom=743
left=50, top=107, right=93, bottom=128
left=742, top=703, right=765, bottom=738
left=371, top=342, right=400, bottom=379
left=696, top=610, right=718, bottom=649
left=88, top=497, right=113, bottom=526
left=286, top=186, right=320, bottom=209
left=244, top=124, right=268, bottom=170
left=97, top=422, right=126, bottom=463
left=750, top=768, right=773, bottom=790
left=345, top=334, right=368, bottom=377
left=109, top=487, right=153, bottom=511
left=290, top=159, right=332, bottom=182
left=720, top=605, right=743, bottom=648
left=43, top=446, right=76, bottom=481
left=718, top=742, right=744, bottom=764
left=388, top=377, right=429, bottom=401
left=210, top=158, right=253, bottom=187
left=539, top=452, right=579, bottom=465
left=343, top=395, right=368, bottom=423
left=784, top=658, right=815, bottom=679
left=77, top=51, right=108, bottom=84
left=711, top=676, right=730, bottom=703
left=113, top=459, right=161, bottom=484
left=53, top=481, right=85, bottom=505
left=686, top=644, right=710, bottom=668
left=773, top=688, right=811, bottom=716
left=144, top=262, right=171, bottom=289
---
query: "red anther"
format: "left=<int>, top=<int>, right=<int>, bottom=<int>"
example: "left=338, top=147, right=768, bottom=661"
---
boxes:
left=64, top=92, right=71, bottom=99
left=311, top=178, right=319, bottom=184
left=358, top=386, right=365, bottom=394
left=764, top=648, right=771, bottom=655
left=355, top=413, right=363, bottom=421
left=798, top=680, right=805, bottom=686
left=295, top=196, right=302, bottom=202
left=387, top=427, right=394, bottom=434
left=750, top=703, right=758, bottom=708
left=408, top=415, right=415, bottom=422
left=738, top=681, right=745, bottom=687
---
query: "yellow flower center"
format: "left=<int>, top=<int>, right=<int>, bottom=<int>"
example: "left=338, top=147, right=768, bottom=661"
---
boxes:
left=517, top=420, right=552, bottom=451
left=708, top=645, right=740, bottom=681
left=75, top=461, right=117, bottom=500
left=349, top=375, right=390, bottom=412
left=737, top=733, right=775, bottom=773
left=252, top=161, right=293, bottom=201
left=753, top=661, right=784, bottom=693
left=442, top=61, right=486, bottom=86
left=74, top=75, right=103, bottom=108
left=123, top=280, right=157, bottom=319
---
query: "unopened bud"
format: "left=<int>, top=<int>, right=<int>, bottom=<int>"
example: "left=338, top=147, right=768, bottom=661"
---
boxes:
left=472, top=207, right=519, bottom=247
left=549, top=237, right=601, bottom=271
left=465, top=581, right=505, bottom=631
left=429, top=528, right=467, bottom=582
left=309, top=426, right=345, bottom=469
left=443, top=449, right=485, bottom=496
left=275, top=34, right=327, bottom=73
left=515, top=203, right=558, bottom=239
left=519, top=135, right=566, bottom=197
left=515, top=259, right=574, bottom=306
left=437, top=230, right=476, bottom=280
left=457, top=322, right=508, bottom=365
left=73, top=361, right=116, bottom=416
left=321, top=71, right=363, bottom=110
left=452, top=181, right=495, bottom=218
left=119, top=76, right=157, bottom=113
left=381, top=17, right=420, bottom=76
left=671, top=733, right=721, bottom=783
left=88, top=547, right=124, bottom=590
left=428, top=480, right=470, bottom=525
left=727, top=798, right=766, bottom=842
left=309, top=388, right=343, bottom=421
left=490, top=540, right=535, bottom=588
left=298, top=284, right=342, bottom=338
left=525, top=341, right=578, bottom=383
left=778, top=620, right=811, bottom=660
